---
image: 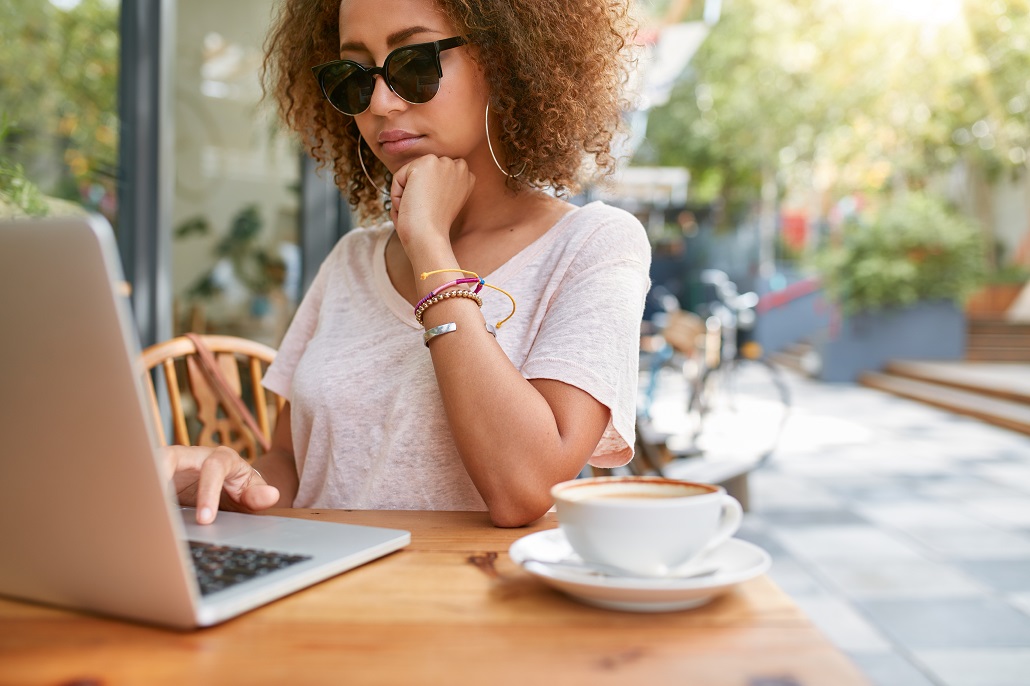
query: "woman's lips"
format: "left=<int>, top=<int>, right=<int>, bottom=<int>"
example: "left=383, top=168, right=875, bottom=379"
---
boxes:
left=378, top=132, right=424, bottom=155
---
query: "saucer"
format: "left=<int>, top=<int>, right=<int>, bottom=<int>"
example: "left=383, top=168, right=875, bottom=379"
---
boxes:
left=508, top=528, right=770, bottom=612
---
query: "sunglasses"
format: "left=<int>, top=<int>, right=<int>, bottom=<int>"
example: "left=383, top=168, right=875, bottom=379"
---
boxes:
left=312, top=36, right=467, bottom=116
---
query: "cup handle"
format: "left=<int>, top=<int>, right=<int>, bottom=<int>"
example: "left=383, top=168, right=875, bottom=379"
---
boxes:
left=698, top=494, right=743, bottom=557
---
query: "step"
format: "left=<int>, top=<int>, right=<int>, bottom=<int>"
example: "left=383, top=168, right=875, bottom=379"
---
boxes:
left=769, top=343, right=819, bottom=377
left=966, top=348, right=1030, bottom=363
left=769, top=350, right=807, bottom=375
left=860, top=371, right=1030, bottom=436
left=966, top=333, right=1030, bottom=348
left=968, top=320, right=1030, bottom=335
left=883, top=361, right=1030, bottom=404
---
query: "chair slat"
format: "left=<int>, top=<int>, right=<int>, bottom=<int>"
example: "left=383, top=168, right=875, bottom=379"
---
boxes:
left=145, top=369, right=167, bottom=445
left=162, top=358, right=189, bottom=445
left=250, top=357, right=271, bottom=440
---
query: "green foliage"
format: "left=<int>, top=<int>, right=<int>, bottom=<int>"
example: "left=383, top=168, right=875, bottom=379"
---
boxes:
left=987, top=263, right=1030, bottom=285
left=0, top=116, right=84, bottom=218
left=815, top=193, right=987, bottom=313
left=642, top=0, right=1030, bottom=206
left=0, top=0, right=119, bottom=203
left=0, top=119, right=49, bottom=217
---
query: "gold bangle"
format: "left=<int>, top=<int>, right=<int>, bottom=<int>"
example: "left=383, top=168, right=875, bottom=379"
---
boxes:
left=414, top=289, right=483, bottom=326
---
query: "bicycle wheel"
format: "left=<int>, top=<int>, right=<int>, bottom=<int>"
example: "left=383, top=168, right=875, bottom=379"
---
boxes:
left=686, top=356, right=791, bottom=468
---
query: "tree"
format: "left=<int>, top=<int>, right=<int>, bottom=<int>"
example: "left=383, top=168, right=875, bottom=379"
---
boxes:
left=640, top=0, right=1030, bottom=236
left=0, top=0, right=119, bottom=212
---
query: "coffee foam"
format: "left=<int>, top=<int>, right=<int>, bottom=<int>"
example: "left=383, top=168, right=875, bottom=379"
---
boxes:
left=558, top=480, right=712, bottom=502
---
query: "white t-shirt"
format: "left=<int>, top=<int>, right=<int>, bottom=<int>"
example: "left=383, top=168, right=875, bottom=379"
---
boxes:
left=263, top=201, right=652, bottom=510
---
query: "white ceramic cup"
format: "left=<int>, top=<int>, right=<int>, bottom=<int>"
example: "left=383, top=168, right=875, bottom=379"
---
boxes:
left=550, top=476, right=743, bottom=577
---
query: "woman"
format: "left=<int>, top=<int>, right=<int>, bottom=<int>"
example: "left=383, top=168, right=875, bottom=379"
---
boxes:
left=167, top=0, right=651, bottom=527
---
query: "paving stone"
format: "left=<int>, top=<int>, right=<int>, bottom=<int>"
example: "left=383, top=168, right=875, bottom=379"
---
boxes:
left=853, top=503, right=1030, bottom=559
left=961, top=498, right=1030, bottom=528
left=857, top=598, right=1030, bottom=649
left=788, top=591, right=893, bottom=653
left=808, top=474, right=933, bottom=503
left=847, top=651, right=938, bottom=686
left=957, top=561, right=1030, bottom=593
left=896, top=528, right=1030, bottom=560
left=763, top=557, right=828, bottom=598
left=856, top=502, right=990, bottom=529
left=746, top=471, right=842, bottom=510
left=805, top=557, right=987, bottom=599
left=736, top=519, right=790, bottom=557
left=1007, top=593, right=1030, bottom=618
left=753, top=509, right=869, bottom=527
left=915, top=648, right=1030, bottom=686
left=772, top=525, right=927, bottom=561
left=970, top=465, right=1030, bottom=495
left=914, top=478, right=1028, bottom=502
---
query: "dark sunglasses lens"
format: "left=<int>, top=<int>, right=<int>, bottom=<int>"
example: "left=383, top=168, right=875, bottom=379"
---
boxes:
left=320, top=62, right=373, bottom=114
left=387, top=46, right=441, bottom=104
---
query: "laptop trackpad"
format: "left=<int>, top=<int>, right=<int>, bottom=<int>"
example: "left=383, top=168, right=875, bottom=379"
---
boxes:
left=178, top=508, right=279, bottom=543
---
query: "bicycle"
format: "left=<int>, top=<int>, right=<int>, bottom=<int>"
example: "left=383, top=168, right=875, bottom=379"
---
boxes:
left=632, top=273, right=792, bottom=506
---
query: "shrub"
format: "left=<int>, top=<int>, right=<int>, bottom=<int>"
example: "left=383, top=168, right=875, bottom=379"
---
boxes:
left=816, top=193, right=987, bottom=314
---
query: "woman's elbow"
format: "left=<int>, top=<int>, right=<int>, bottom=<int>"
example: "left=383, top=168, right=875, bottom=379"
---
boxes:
left=486, top=496, right=552, bottom=528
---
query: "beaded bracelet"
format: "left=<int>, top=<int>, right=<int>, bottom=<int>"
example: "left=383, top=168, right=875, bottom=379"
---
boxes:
left=413, top=288, right=483, bottom=326
left=415, top=277, right=485, bottom=312
left=420, top=268, right=517, bottom=328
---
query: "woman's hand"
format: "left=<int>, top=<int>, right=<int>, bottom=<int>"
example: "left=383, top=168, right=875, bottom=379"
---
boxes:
left=161, top=445, right=281, bottom=524
left=389, top=155, right=475, bottom=251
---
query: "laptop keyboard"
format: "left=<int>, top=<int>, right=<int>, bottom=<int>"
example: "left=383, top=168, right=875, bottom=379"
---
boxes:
left=188, top=541, right=312, bottom=596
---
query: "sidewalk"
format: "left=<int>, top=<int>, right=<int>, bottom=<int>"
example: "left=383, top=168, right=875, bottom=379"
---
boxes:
left=646, top=366, right=1030, bottom=686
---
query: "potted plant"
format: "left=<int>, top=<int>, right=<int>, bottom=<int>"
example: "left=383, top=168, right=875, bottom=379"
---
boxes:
left=812, top=192, right=987, bottom=382
left=176, top=204, right=288, bottom=332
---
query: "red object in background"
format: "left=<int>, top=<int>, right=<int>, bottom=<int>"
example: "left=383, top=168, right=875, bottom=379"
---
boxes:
left=781, top=211, right=807, bottom=251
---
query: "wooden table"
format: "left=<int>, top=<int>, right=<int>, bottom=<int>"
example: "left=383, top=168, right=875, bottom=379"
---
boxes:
left=0, top=510, right=869, bottom=685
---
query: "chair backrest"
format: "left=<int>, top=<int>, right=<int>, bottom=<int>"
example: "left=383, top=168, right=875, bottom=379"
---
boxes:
left=141, top=334, right=283, bottom=461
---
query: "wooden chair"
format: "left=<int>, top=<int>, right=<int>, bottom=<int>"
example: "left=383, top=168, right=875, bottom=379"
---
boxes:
left=141, top=334, right=284, bottom=462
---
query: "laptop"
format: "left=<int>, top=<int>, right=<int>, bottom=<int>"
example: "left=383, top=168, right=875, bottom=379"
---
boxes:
left=0, top=215, right=410, bottom=629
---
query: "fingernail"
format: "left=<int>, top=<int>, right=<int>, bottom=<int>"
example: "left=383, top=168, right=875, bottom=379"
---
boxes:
left=199, top=507, right=213, bottom=523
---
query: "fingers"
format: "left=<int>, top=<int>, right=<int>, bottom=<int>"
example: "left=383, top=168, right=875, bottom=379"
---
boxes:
left=166, top=445, right=280, bottom=524
left=390, top=155, right=475, bottom=243
left=195, top=446, right=245, bottom=523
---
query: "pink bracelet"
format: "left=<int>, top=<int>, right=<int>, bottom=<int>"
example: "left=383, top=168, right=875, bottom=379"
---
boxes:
left=420, top=268, right=518, bottom=329
left=414, top=276, right=485, bottom=313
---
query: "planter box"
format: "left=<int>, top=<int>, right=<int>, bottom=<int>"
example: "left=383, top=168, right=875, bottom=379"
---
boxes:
left=753, top=278, right=832, bottom=355
left=815, top=300, right=966, bottom=383
left=965, top=283, right=1025, bottom=320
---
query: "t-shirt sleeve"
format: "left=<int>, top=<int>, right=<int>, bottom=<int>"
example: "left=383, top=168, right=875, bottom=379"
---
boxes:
left=520, top=206, right=652, bottom=468
left=262, top=254, right=331, bottom=402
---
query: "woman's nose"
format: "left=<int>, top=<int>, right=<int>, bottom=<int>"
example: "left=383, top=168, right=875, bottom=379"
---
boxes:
left=366, top=74, right=407, bottom=116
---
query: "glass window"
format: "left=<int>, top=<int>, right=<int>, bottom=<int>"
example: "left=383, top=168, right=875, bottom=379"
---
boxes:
left=0, top=0, right=120, bottom=225
left=171, top=0, right=302, bottom=346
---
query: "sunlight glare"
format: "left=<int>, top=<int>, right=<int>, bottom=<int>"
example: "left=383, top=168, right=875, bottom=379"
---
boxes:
left=872, top=0, right=964, bottom=26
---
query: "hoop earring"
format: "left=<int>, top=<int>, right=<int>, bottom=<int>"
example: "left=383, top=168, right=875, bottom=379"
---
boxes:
left=357, top=135, right=389, bottom=196
left=485, top=102, right=526, bottom=179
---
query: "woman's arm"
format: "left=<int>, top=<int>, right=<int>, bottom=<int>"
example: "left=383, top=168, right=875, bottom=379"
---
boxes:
left=418, top=263, right=613, bottom=527
left=391, top=159, right=642, bottom=527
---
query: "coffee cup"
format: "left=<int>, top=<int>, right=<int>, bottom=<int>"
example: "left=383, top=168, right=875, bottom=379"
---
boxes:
left=550, top=476, right=743, bottom=578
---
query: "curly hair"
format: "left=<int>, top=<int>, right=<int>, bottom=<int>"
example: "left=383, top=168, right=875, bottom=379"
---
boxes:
left=263, top=0, right=636, bottom=221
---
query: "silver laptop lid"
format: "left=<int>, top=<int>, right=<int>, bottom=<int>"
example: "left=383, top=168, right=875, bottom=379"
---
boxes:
left=0, top=215, right=199, bottom=627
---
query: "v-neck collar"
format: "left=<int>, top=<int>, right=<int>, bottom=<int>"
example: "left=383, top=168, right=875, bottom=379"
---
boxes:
left=372, top=203, right=587, bottom=329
